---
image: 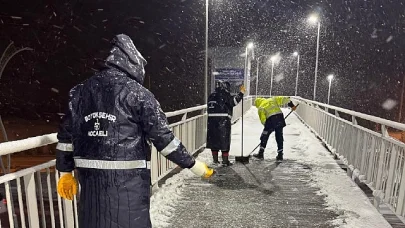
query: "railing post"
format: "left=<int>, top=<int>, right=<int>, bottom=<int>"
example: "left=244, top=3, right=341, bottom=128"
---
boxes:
left=359, top=134, right=369, bottom=174
left=396, top=159, right=405, bottom=216
left=383, top=146, right=397, bottom=206
left=381, top=125, right=389, bottom=137
left=187, top=121, right=193, bottom=151
left=200, top=109, right=205, bottom=148
left=375, top=139, right=387, bottom=191
left=24, top=173, right=40, bottom=228
left=63, top=198, right=75, bottom=228
left=151, top=146, right=158, bottom=186
left=334, top=110, right=340, bottom=117
left=191, top=119, right=196, bottom=152
left=366, top=137, right=377, bottom=185
left=46, top=168, right=56, bottom=228
left=182, top=113, right=187, bottom=121
left=56, top=171, right=65, bottom=228
left=4, top=182, right=15, bottom=228
left=352, top=116, right=357, bottom=125
left=36, top=172, right=46, bottom=228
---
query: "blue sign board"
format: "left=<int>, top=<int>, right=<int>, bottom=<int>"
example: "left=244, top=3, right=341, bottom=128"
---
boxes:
left=213, top=68, right=244, bottom=95
left=213, top=68, right=244, bottom=81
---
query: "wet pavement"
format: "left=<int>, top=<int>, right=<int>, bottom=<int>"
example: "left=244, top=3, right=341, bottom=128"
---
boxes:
left=167, top=159, right=338, bottom=228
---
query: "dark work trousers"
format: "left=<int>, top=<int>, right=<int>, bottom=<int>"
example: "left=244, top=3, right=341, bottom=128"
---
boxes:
left=259, top=120, right=284, bottom=155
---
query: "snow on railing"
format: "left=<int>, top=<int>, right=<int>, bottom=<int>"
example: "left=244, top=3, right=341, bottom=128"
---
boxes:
left=0, top=96, right=253, bottom=228
left=293, top=97, right=405, bottom=218
left=0, top=133, right=57, bottom=156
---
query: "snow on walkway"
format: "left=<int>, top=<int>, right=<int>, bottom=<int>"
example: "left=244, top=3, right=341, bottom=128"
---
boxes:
left=150, top=107, right=391, bottom=228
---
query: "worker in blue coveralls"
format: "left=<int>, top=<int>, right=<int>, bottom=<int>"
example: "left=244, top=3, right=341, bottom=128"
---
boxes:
left=55, top=34, right=214, bottom=228
left=206, top=81, right=245, bottom=166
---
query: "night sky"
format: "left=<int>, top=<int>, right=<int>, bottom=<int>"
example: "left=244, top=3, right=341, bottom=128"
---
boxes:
left=0, top=0, right=404, bottom=122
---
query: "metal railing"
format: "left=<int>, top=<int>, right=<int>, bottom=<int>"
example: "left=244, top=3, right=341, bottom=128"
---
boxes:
left=293, top=97, right=405, bottom=218
left=232, top=97, right=254, bottom=123
left=0, top=96, right=253, bottom=228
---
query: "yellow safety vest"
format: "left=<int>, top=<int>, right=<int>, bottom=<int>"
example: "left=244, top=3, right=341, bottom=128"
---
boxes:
left=255, top=96, right=291, bottom=124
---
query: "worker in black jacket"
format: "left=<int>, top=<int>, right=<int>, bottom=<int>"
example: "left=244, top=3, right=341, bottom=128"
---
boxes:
left=206, top=81, right=245, bottom=166
left=55, top=34, right=214, bottom=228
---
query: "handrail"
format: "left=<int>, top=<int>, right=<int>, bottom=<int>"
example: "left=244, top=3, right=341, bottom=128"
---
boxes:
left=0, top=133, right=57, bottom=156
left=294, top=97, right=405, bottom=131
left=166, top=104, right=207, bottom=118
left=293, top=97, right=405, bottom=218
left=0, top=105, right=207, bottom=156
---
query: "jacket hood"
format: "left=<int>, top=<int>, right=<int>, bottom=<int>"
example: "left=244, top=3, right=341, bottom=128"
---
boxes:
left=255, top=98, right=266, bottom=107
left=215, top=80, right=231, bottom=93
left=105, top=34, right=147, bottom=84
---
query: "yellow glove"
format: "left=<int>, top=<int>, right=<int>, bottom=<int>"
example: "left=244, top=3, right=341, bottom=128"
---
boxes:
left=240, top=85, right=246, bottom=94
left=190, top=160, right=215, bottom=179
left=57, top=172, right=78, bottom=200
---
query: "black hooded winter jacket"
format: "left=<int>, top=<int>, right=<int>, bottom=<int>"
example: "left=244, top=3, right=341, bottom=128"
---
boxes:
left=55, top=34, right=195, bottom=228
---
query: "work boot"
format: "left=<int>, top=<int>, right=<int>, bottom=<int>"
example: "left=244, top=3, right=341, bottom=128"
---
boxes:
left=222, top=155, right=233, bottom=166
left=276, top=153, right=283, bottom=161
left=253, top=148, right=264, bottom=159
left=212, top=151, right=220, bottom=165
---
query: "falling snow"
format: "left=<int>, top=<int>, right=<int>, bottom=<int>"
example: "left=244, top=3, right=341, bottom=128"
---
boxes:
left=274, top=73, right=284, bottom=83
left=382, top=99, right=398, bottom=110
left=0, top=0, right=404, bottom=127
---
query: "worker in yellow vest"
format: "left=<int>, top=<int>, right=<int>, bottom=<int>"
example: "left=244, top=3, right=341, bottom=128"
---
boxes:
left=253, top=96, right=297, bottom=161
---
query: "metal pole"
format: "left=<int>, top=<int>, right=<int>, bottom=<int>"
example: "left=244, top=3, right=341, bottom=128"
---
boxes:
left=327, top=79, right=332, bottom=105
left=241, top=97, right=244, bottom=157
left=294, top=54, right=300, bottom=96
left=204, top=0, right=209, bottom=104
left=270, top=61, right=274, bottom=96
left=399, top=74, right=405, bottom=122
left=313, top=21, right=321, bottom=101
left=255, top=59, right=260, bottom=97
left=244, top=47, right=248, bottom=89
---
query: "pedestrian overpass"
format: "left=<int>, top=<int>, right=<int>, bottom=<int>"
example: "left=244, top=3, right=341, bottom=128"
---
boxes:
left=0, top=96, right=405, bottom=227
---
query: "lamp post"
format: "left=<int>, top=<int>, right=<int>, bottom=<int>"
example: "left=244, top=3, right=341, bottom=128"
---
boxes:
left=244, top=42, right=254, bottom=95
left=308, top=14, right=321, bottom=101
left=204, top=0, right=209, bottom=104
left=269, top=54, right=281, bottom=96
left=293, top=52, right=300, bottom=96
left=255, top=55, right=272, bottom=97
left=327, top=74, right=334, bottom=105
left=255, top=57, right=261, bottom=97
left=270, top=57, right=275, bottom=96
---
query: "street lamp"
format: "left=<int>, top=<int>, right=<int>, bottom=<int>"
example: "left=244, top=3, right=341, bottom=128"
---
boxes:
left=293, top=52, right=300, bottom=96
left=255, top=55, right=272, bottom=97
left=327, top=74, right=334, bottom=105
left=308, top=13, right=321, bottom=101
left=204, top=0, right=209, bottom=104
left=269, top=54, right=281, bottom=96
left=244, top=42, right=254, bottom=95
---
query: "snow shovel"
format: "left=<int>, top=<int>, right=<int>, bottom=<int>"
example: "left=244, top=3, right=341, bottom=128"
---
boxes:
left=248, top=104, right=299, bottom=156
left=235, top=98, right=250, bottom=164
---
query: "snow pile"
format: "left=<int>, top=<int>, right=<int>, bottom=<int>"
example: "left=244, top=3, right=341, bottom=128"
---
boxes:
left=150, top=170, right=191, bottom=227
left=150, top=149, right=212, bottom=227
